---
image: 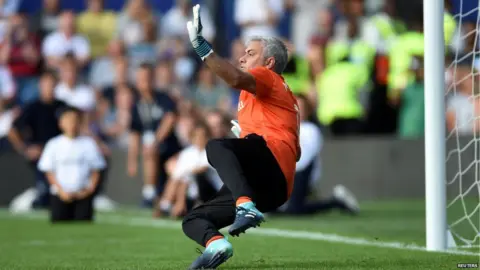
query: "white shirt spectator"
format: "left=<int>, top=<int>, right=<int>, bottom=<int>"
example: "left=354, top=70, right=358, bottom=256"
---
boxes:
left=38, top=135, right=106, bottom=194
left=55, top=83, right=96, bottom=112
left=235, top=0, right=284, bottom=41
left=296, top=121, right=322, bottom=186
left=162, top=7, right=215, bottom=42
left=0, top=66, right=15, bottom=99
left=447, top=93, right=476, bottom=135
left=0, top=109, right=15, bottom=139
left=42, top=31, right=90, bottom=60
left=172, top=145, right=222, bottom=199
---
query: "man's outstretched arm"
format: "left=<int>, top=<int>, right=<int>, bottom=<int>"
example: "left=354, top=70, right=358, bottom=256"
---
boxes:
left=187, top=4, right=256, bottom=93
left=204, top=53, right=256, bottom=93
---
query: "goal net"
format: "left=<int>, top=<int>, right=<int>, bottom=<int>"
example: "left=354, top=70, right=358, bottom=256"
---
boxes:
left=445, top=1, right=480, bottom=249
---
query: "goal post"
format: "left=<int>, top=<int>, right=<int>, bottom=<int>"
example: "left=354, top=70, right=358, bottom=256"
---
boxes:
left=424, top=0, right=447, bottom=251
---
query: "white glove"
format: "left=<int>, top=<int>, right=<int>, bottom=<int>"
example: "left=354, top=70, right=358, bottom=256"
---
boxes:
left=186, top=4, right=213, bottom=61
left=231, top=120, right=241, bottom=138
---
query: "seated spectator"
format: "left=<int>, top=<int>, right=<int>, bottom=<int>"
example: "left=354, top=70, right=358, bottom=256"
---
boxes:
left=162, top=0, right=215, bottom=43
left=116, top=0, right=160, bottom=48
left=1, top=14, right=41, bottom=104
left=175, top=99, right=198, bottom=147
left=89, top=39, right=126, bottom=90
left=54, top=54, right=96, bottom=112
left=153, top=122, right=222, bottom=218
left=100, top=55, right=131, bottom=106
left=101, top=84, right=133, bottom=149
left=0, top=65, right=16, bottom=105
left=127, top=17, right=158, bottom=76
left=29, top=0, right=61, bottom=39
left=234, top=0, right=284, bottom=42
left=8, top=70, right=65, bottom=208
left=0, top=102, right=18, bottom=152
left=77, top=0, right=117, bottom=59
left=446, top=57, right=480, bottom=135
left=205, top=109, right=232, bottom=139
left=38, top=106, right=106, bottom=223
left=155, top=59, right=175, bottom=91
left=193, top=66, right=230, bottom=113
left=276, top=94, right=359, bottom=215
left=157, top=37, right=196, bottom=86
left=0, top=0, right=21, bottom=42
left=42, top=11, right=91, bottom=70
left=127, top=64, right=181, bottom=207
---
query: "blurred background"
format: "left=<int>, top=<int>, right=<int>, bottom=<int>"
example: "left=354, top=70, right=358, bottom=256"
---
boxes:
left=0, top=0, right=478, bottom=216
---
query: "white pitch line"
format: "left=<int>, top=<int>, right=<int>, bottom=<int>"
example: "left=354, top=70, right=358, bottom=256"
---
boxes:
left=3, top=211, right=479, bottom=256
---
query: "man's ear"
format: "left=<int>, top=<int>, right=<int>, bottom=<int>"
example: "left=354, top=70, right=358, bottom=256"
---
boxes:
left=265, top=57, right=276, bottom=71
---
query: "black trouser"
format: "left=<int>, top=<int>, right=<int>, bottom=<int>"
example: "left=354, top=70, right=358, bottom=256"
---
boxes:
left=182, top=134, right=288, bottom=247
left=282, top=161, right=345, bottom=215
left=50, top=195, right=94, bottom=223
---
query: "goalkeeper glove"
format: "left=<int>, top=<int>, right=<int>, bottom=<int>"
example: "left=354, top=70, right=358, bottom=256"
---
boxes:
left=186, top=4, right=213, bottom=61
left=231, top=120, right=241, bottom=138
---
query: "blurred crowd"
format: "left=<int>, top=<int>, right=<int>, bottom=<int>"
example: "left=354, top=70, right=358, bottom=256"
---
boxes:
left=1, top=0, right=479, bottom=213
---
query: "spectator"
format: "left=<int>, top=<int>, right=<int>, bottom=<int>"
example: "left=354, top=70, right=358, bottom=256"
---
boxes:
left=54, top=55, right=96, bottom=112
left=127, top=64, right=181, bottom=207
left=1, top=14, right=41, bottom=104
left=101, top=84, right=133, bottom=149
left=29, top=0, right=61, bottom=39
left=162, top=0, right=215, bottom=43
left=0, top=65, right=16, bottom=105
left=116, top=0, right=160, bottom=48
left=398, top=57, right=425, bottom=138
left=193, top=66, right=230, bottom=113
left=127, top=17, right=157, bottom=76
left=155, top=59, right=175, bottom=91
left=8, top=70, right=65, bottom=208
left=284, top=0, right=331, bottom=57
left=89, top=39, right=126, bottom=90
left=0, top=0, right=21, bottom=42
left=234, top=0, right=284, bottom=42
left=205, top=109, right=232, bottom=139
left=0, top=105, right=16, bottom=151
left=315, top=57, right=370, bottom=136
left=77, top=0, right=117, bottom=59
left=38, top=106, right=106, bottom=223
left=446, top=58, right=480, bottom=135
left=175, top=99, right=198, bottom=147
left=277, top=94, right=359, bottom=215
left=154, top=122, right=222, bottom=218
left=42, top=11, right=91, bottom=70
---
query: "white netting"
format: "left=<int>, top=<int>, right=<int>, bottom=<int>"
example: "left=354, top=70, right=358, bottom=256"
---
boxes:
left=445, top=1, right=480, bottom=249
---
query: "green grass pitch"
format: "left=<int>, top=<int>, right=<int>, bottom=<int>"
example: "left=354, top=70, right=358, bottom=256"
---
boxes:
left=0, top=200, right=478, bottom=270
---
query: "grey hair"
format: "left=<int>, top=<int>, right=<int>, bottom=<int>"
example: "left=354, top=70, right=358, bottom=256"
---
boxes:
left=246, top=36, right=288, bottom=74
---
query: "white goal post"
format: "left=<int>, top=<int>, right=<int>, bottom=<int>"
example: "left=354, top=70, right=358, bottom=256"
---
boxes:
left=424, top=0, right=447, bottom=251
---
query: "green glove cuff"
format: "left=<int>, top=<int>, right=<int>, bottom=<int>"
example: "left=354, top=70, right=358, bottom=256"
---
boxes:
left=193, top=36, right=213, bottom=61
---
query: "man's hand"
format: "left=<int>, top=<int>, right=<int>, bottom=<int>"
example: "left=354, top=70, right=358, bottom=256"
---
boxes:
left=58, top=189, right=74, bottom=203
left=25, top=145, right=43, bottom=161
left=74, top=187, right=94, bottom=200
left=231, top=120, right=241, bottom=138
left=187, top=4, right=213, bottom=61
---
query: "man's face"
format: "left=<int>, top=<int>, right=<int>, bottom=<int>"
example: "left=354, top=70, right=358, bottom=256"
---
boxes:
left=60, top=61, right=77, bottom=84
left=39, top=75, right=56, bottom=101
left=135, top=68, right=152, bottom=93
left=88, top=0, right=103, bottom=12
left=239, top=41, right=266, bottom=72
left=59, top=12, right=75, bottom=35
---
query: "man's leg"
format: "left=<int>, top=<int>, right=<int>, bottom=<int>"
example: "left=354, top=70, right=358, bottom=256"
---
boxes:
left=206, top=135, right=288, bottom=236
left=182, top=186, right=235, bottom=269
left=73, top=195, right=94, bottom=222
left=141, top=145, right=158, bottom=207
left=50, top=195, right=74, bottom=223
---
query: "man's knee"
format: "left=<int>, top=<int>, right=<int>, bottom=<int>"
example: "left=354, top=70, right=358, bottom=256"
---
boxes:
left=206, top=139, right=228, bottom=164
